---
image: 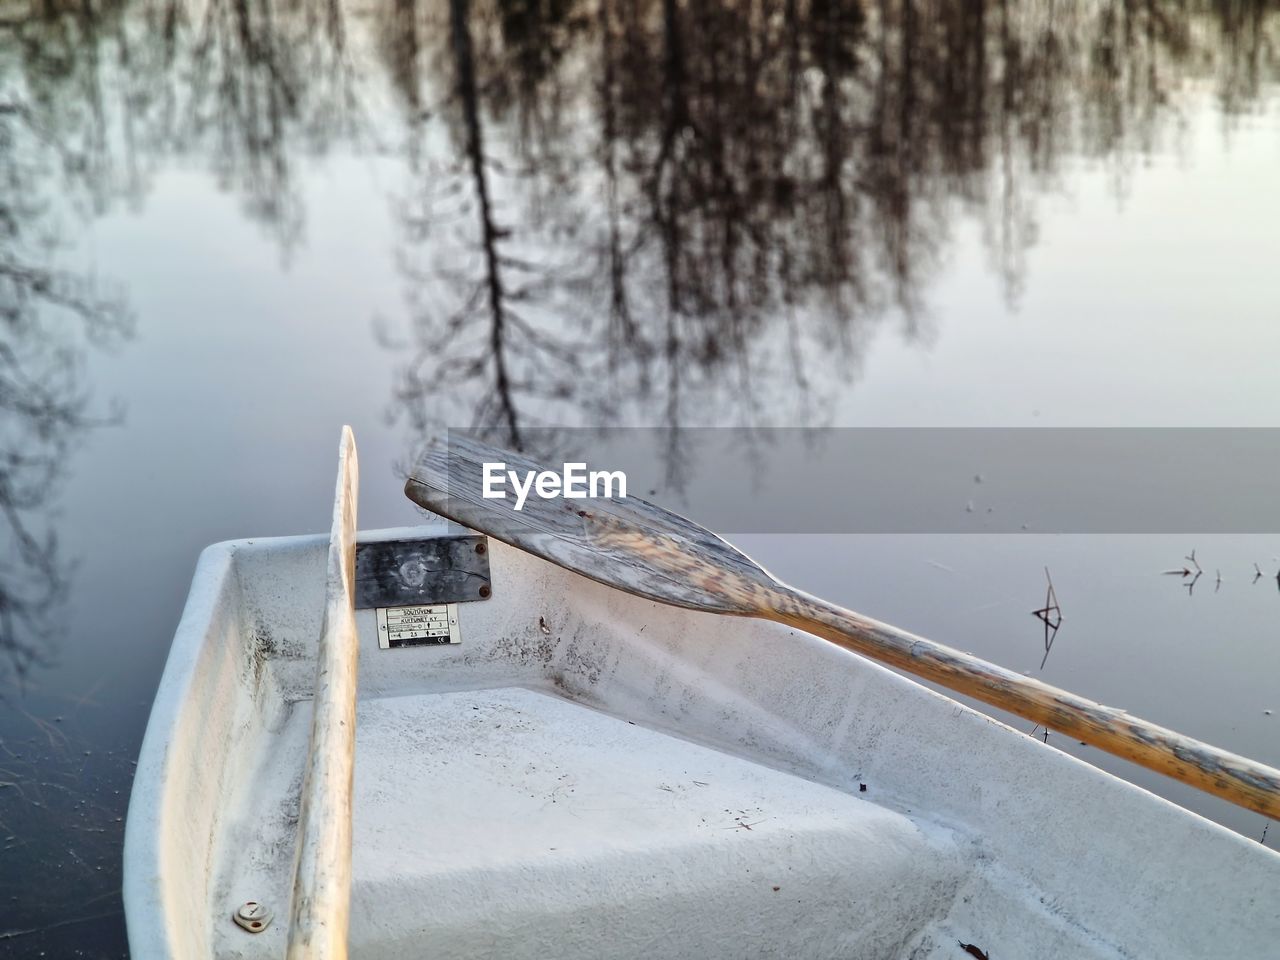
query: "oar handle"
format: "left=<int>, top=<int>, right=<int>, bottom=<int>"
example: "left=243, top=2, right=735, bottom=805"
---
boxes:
left=769, top=586, right=1280, bottom=820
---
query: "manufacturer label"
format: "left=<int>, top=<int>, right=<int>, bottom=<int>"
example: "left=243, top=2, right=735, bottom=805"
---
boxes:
left=376, top=604, right=460, bottom=649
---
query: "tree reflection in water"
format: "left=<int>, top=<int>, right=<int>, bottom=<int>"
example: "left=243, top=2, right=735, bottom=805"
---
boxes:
left=0, top=0, right=1276, bottom=672
left=383, top=0, right=1280, bottom=451
left=0, top=101, right=133, bottom=687
left=0, top=0, right=370, bottom=680
left=0, top=71, right=134, bottom=950
left=185, top=0, right=366, bottom=250
left=0, top=0, right=366, bottom=943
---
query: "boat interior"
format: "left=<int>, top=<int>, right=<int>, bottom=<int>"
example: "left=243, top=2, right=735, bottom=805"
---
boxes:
left=124, top=526, right=1280, bottom=959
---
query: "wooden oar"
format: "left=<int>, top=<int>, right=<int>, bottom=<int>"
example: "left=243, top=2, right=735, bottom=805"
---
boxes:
left=406, top=434, right=1280, bottom=820
left=288, top=426, right=360, bottom=960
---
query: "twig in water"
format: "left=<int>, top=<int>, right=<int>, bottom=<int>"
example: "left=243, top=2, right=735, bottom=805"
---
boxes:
left=1184, top=550, right=1203, bottom=595
left=1164, top=549, right=1205, bottom=591
left=1031, top=567, right=1062, bottom=670
left=1262, top=821, right=1270, bottom=846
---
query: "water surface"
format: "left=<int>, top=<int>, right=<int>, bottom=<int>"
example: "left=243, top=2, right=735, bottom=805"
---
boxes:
left=1, top=0, right=1279, bottom=954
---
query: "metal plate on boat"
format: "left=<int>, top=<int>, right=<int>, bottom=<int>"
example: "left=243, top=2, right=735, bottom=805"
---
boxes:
left=355, top=535, right=491, bottom=608
left=376, top=604, right=461, bottom=648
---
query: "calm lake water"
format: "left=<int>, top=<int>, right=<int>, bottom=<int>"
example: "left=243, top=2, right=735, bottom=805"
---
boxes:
left=2, top=0, right=1279, bottom=954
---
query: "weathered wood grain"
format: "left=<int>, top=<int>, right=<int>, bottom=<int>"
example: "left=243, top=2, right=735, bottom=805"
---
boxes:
left=406, top=434, right=1280, bottom=820
left=287, top=426, right=359, bottom=960
left=406, top=436, right=769, bottom=614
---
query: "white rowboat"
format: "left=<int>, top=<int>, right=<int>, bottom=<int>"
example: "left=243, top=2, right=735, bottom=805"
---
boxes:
left=124, top=429, right=1280, bottom=958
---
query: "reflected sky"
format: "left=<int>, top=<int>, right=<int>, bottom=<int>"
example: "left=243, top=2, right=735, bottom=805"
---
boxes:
left=1, top=0, right=1279, bottom=954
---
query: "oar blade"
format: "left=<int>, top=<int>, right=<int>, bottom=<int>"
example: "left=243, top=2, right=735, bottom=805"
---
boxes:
left=405, top=435, right=777, bottom=615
